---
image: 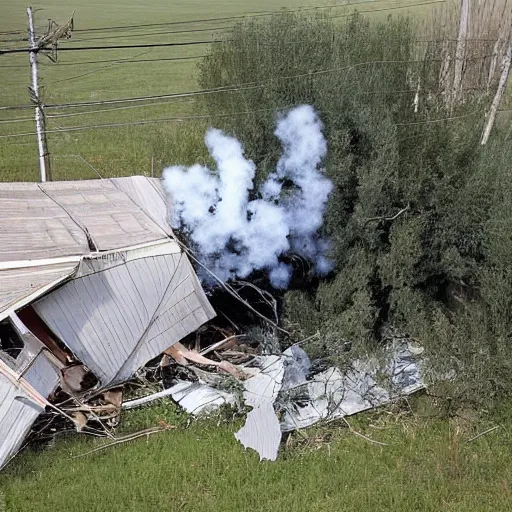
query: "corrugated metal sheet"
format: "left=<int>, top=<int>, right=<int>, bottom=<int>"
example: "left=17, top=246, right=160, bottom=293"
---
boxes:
left=41, top=179, right=169, bottom=251
left=0, top=176, right=176, bottom=319
left=0, top=370, right=44, bottom=470
left=34, top=244, right=215, bottom=386
left=0, top=183, right=89, bottom=263
left=112, top=176, right=173, bottom=237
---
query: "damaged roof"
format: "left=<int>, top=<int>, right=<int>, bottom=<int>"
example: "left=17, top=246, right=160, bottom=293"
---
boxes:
left=0, top=176, right=217, bottom=470
left=0, top=176, right=173, bottom=320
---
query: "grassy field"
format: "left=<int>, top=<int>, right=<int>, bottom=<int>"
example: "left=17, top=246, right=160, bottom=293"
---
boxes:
left=0, top=399, right=511, bottom=512
left=0, top=0, right=445, bottom=181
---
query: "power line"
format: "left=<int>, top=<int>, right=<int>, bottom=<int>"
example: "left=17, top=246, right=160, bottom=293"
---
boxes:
left=0, top=38, right=495, bottom=69
left=0, top=39, right=222, bottom=55
left=0, top=116, right=34, bottom=124
left=332, top=0, right=444, bottom=17
left=0, top=54, right=206, bottom=69
left=0, top=84, right=486, bottom=126
left=395, top=109, right=481, bottom=125
left=0, top=25, right=231, bottom=44
left=1, top=1, right=381, bottom=38
left=44, top=85, right=485, bottom=119
left=0, top=104, right=486, bottom=140
left=0, top=1, right=364, bottom=42
left=0, top=59, right=432, bottom=111
left=46, top=56, right=206, bottom=85
left=0, top=106, right=296, bottom=138
left=0, top=0, right=441, bottom=45
left=43, top=49, right=155, bottom=85
left=0, top=0, right=450, bottom=56
left=69, top=0, right=377, bottom=33
left=0, top=54, right=494, bottom=112
left=46, top=97, right=199, bottom=119
left=64, top=25, right=234, bottom=43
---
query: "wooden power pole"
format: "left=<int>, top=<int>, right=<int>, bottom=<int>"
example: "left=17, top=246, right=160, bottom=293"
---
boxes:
left=27, top=6, right=51, bottom=182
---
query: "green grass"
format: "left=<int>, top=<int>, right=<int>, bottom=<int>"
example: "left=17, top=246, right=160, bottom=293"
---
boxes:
left=1, top=399, right=512, bottom=511
left=0, top=0, right=444, bottom=182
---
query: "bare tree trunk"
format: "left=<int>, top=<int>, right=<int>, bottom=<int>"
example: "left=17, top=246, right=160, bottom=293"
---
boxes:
left=481, top=43, right=512, bottom=145
left=487, top=38, right=502, bottom=90
left=452, top=0, right=470, bottom=107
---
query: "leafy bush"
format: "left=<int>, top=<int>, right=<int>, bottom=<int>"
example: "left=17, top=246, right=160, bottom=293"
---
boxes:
left=197, top=13, right=512, bottom=408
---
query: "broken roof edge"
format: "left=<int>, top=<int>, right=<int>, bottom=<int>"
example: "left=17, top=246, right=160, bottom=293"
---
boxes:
left=0, top=267, right=77, bottom=322
left=0, top=239, right=182, bottom=322
left=0, top=237, right=178, bottom=272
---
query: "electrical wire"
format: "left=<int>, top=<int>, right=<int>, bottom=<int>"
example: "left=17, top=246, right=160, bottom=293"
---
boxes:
left=63, top=25, right=234, bottom=43
left=0, top=105, right=296, bottom=138
left=0, top=54, right=206, bottom=69
left=0, top=39, right=222, bottom=55
left=0, top=54, right=494, bottom=112
left=0, top=0, right=448, bottom=56
left=332, top=0, right=445, bottom=17
left=0, top=104, right=485, bottom=140
left=69, top=0, right=380, bottom=33
left=43, top=85, right=485, bottom=120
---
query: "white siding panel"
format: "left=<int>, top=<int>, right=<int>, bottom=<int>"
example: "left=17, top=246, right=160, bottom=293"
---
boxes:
left=0, top=373, right=44, bottom=470
left=34, top=251, right=215, bottom=386
left=22, top=353, right=60, bottom=398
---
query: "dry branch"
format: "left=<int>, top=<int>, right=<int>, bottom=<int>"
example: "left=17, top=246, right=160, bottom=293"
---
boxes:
left=364, top=204, right=410, bottom=227
left=70, top=426, right=173, bottom=459
left=467, top=425, right=500, bottom=442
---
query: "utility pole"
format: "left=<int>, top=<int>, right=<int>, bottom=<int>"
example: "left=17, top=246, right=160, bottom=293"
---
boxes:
left=27, top=6, right=51, bottom=182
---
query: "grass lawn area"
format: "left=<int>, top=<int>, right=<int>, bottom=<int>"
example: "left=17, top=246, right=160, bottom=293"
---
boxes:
left=0, top=400, right=511, bottom=512
left=0, top=0, right=443, bottom=182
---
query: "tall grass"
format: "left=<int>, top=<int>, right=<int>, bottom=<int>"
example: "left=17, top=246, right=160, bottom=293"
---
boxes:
left=1, top=402, right=512, bottom=512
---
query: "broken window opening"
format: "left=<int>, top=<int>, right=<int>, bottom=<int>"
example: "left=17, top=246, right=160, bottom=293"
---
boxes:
left=17, top=306, right=73, bottom=365
left=0, top=318, right=24, bottom=364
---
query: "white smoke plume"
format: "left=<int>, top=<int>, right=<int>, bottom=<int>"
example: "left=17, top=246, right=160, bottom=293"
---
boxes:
left=163, top=105, right=333, bottom=289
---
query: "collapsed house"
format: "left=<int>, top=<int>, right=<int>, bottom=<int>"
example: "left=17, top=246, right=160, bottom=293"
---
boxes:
left=0, top=176, right=425, bottom=470
left=0, top=177, right=216, bottom=469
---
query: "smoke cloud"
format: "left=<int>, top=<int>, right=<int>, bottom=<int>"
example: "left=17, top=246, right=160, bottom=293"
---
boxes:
left=162, top=105, right=333, bottom=289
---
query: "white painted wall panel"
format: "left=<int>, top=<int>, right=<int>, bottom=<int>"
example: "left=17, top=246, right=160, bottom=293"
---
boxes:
left=0, top=372, right=45, bottom=470
left=34, top=251, right=215, bottom=386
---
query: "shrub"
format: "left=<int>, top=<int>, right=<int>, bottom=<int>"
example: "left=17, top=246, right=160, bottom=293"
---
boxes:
left=197, top=12, right=512, bottom=408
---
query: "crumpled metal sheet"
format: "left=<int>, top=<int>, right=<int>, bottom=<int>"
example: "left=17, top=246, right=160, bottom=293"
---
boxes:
left=234, top=355, right=284, bottom=461
left=280, top=342, right=423, bottom=432
left=163, top=342, right=423, bottom=462
left=167, top=380, right=235, bottom=415
left=234, top=401, right=282, bottom=461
